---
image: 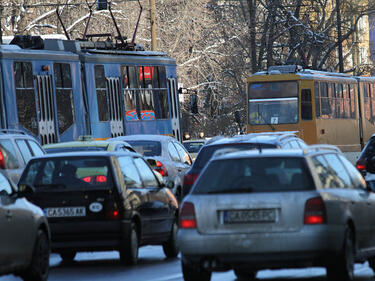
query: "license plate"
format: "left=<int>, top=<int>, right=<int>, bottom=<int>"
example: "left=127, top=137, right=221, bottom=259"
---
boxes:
left=223, top=209, right=276, bottom=224
left=44, top=207, right=86, bottom=218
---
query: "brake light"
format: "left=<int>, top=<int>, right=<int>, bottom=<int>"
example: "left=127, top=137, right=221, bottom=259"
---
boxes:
left=183, top=173, right=199, bottom=187
left=304, top=197, right=326, bottom=224
left=82, top=176, right=92, bottom=183
left=107, top=209, right=120, bottom=220
left=356, top=159, right=366, bottom=171
left=179, top=201, right=197, bottom=229
left=154, top=161, right=168, bottom=177
left=0, top=150, right=4, bottom=169
left=96, top=175, right=107, bottom=183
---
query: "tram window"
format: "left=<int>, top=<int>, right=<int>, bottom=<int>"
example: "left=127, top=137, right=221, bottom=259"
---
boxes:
left=95, top=65, right=109, bottom=122
left=128, top=66, right=139, bottom=88
left=121, top=66, right=129, bottom=88
left=54, top=63, right=74, bottom=135
left=158, top=66, right=167, bottom=88
left=143, top=66, right=152, bottom=89
left=124, top=90, right=138, bottom=121
left=139, top=90, right=155, bottom=120
left=349, top=84, right=356, bottom=118
left=301, top=89, right=312, bottom=120
left=320, top=82, right=332, bottom=118
left=342, top=84, right=350, bottom=119
left=14, top=62, right=38, bottom=136
left=152, top=67, right=159, bottom=88
left=156, top=90, right=169, bottom=119
left=314, top=82, right=321, bottom=118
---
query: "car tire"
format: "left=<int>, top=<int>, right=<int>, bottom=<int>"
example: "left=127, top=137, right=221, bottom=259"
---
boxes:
left=234, top=269, right=257, bottom=280
left=60, top=251, right=76, bottom=263
left=326, top=226, right=355, bottom=281
left=162, top=221, right=179, bottom=258
left=181, top=258, right=211, bottom=281
left=119, top=222, right=139, bottom=265
left=21, top=230, right=50, bottom=281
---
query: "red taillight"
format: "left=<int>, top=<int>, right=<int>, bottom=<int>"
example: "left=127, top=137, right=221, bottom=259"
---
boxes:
left=183, top=173, right=199, bottom=187
left=82, top=176, right=92, bottom=183
left=304, top=197, right=326, bottom=225
left=96, top=175, right=107, bottom=183
left=155, top=161, right=168, bottom=177
left=356, top=160, right=366, bottom=171
left=107, top=209, right=120, bottom=220
left=0, top=150, right=4, bottom=169
left=179, top=201, right=197, bottom=229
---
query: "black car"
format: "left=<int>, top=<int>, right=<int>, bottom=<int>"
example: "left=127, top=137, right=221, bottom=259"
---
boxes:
left=18, top=151, right=179, bottom=264
left=182, top=132, right=307, bottom=198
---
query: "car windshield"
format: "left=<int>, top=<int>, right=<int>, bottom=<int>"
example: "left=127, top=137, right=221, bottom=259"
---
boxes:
left=194, top=143, right=276, bottom=170
left=45, top=146, right=107, bottom=153
left=19, top=157, right=112, bottom=190
left=125, top=141, right=161, bottom=156
left=183, top=141, right=205, bottom=153
left=193, top=157, right=314, bottom=194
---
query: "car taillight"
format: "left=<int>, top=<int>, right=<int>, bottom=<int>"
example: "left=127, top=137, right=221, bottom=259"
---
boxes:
left=179, top=201, right=197, bottom=229
left=82, top=176, right=92, bottom=183
left=96, top=175, right=107, bottom=183
left=154, top=161, right=168, bottom=177
left=183, top=173, right=199, bottom=187
left=356, top=159, right=366, bottom=171
left=107, top=209, right=120, bottom=220
left=304, top=197, right=326, bottom=225
left=0, top=150, right=4, bottom=169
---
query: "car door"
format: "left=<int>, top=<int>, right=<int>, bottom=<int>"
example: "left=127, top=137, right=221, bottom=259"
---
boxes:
left=0, top=173, right=32, bottom=268
left=133, top=157, right=173, bottom=236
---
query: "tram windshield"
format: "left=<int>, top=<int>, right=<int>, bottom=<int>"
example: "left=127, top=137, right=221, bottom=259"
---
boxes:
left=248, top=81, right=298, bottom=125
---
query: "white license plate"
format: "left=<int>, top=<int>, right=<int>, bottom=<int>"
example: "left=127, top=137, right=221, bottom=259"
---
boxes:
left=224, top=209, right=276, bottom=223
left=44, top=207, right=86, bottom=218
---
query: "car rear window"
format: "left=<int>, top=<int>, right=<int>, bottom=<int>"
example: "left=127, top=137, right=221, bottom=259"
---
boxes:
left=20, top=157, right=112, bottom=190
left=192, top=157, right=314, bottom=194
left=193, top=143, right=276, bottom=170
left=45, top=146, right=107, bottom=153
left=183, top=141, right=205, bottom=153
left=360, top=137, right=375, bottom=159
left=125, top=141, right=161, bottom=156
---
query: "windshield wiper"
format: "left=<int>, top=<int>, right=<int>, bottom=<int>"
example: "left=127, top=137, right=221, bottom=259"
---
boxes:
left=256, top=110, right=276, bottom=131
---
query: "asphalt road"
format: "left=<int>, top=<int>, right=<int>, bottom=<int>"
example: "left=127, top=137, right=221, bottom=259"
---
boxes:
left=2, top=246, right=375, bottom=281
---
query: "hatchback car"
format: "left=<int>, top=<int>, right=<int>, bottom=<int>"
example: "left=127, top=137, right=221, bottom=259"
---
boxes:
left=18, top=151, right=179, bottom=264
left=182, top=132, right=306, bottom=198
left=0, top=170, right=50, bottom=281
left=43, top=136, right=135, bottom=154
left=178, top=146, right=375, bottom=281
left=111, top=135, right=193, bottom=201
left=0, top=129, right=45, bottom=183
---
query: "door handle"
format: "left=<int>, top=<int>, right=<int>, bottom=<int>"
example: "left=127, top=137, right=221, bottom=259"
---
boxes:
left=6, top=211, right=12, bottom=219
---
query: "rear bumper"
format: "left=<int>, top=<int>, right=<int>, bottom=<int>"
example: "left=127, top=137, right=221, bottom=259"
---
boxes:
left=50, top=220, right=131, bottom=252
left=178, top=225, right=345, bottom=269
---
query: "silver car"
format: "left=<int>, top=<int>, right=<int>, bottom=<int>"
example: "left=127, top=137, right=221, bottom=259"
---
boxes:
left=0, top=171, right=50, bottom=281
left=178, top=146, right=375, bottom=281
left=111, top=134, right=192, bottom=201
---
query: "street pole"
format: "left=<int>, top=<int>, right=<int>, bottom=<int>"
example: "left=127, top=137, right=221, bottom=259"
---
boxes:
left=336, top=0, right=344, bottom=73
left=149, top=0, right=157, bottom=51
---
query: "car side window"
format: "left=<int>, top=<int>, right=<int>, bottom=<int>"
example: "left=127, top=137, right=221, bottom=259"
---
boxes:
left=117, top=156, right=143, bottom=188
left=168, top=142, right=180, bottom=162
left=0, top=140, right=20, bottom=169
left=0, top=173, right=13, bottom=195
left=311, top=156, right=331, bottom=188
left=324, top=154, right=353, bottom=189
left=338, top=155, right=366, bottom=189
left=16, top=139, right=33, bottom=163
left=28, top=140, right=44, bottom=157
left=133, top=157, right=159, bottom=187
left=173, top=142, right=192, bottom=165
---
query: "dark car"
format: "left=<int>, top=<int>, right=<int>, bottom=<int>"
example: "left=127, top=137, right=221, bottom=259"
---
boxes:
left=18, top=151, right=179, bottom=264
left=356, top=134, right=375, bottom=181
left=182, top=132, right=307, bottom=198
left=0, top=129, right=45, bottom=183
left=0, top=170, right=50, bottom=281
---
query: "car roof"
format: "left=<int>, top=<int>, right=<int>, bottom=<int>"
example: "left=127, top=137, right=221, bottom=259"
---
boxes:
left=29, top=150, right=139, bottom=160
left=0, top=129, right=39, bottom=141
left=110, top=134, right=176, bottom=142
left=43, top=140, right=129, bottom=149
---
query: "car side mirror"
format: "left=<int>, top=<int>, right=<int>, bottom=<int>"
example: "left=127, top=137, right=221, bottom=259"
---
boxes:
left=17, top=184, right=35, bottom=198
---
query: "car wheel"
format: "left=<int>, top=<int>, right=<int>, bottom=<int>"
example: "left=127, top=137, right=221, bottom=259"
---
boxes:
left=60, top=251, right=76, bottom=263
left=162, top=221, right=179, bottom=258
left=21, top=230, right=50, bottom=281
left=119, top=222, right=139, bottom=265
left=181, top=258, right=211, bottom=281
left=326, top=226, right=355, bottom=281
left=234, top=269, right=257, bottom=280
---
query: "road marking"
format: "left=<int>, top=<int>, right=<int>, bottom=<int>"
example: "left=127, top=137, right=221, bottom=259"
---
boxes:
left=149, top=273, right=183, bottom=281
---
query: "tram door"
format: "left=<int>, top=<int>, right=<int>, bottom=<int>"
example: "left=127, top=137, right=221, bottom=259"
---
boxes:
left=168, top=78, right=182, bottom=142
left=35, top=75, right=58, bottom=145
left=106, top=77, right=124, bottom=138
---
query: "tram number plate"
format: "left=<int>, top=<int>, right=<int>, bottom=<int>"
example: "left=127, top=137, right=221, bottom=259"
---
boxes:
left=223, top=209, right=276, bottom=224
left=45, top=207, right=86, bottom=218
